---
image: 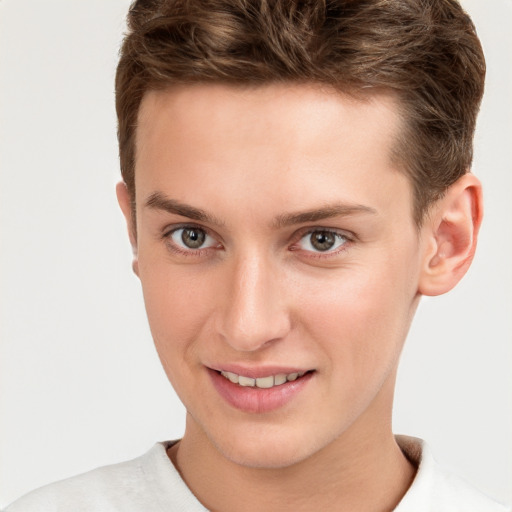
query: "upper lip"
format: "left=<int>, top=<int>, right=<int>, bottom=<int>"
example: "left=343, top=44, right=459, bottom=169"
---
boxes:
left=207, top=364, right=313, bottom=379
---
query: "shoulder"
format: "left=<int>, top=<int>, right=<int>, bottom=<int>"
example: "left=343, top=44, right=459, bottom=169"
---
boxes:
left=4, top=441, right=205, bottom=512
left=4, top=451, right=148, bottom=512
left=395, top=436, right=511, bottom=512
left=430, top=466, right=509, bottom=511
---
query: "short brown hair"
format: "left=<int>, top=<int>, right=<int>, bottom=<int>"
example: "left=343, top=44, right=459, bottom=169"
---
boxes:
left=115, top=0, right=485, bottom=224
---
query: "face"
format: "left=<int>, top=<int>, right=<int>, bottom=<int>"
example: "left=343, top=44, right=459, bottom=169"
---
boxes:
left=128, top=83, right=427, bottom=468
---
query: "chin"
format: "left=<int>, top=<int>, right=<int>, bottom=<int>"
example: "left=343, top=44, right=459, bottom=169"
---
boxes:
left=205, top=423, right=330, bottom=469
left=221, top=443, right=310, bottom=469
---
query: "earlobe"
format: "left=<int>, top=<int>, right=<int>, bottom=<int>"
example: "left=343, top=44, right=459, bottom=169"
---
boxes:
left=116, top=181, right=140, bottom=277
left=418, top=173, right=483, bottom=296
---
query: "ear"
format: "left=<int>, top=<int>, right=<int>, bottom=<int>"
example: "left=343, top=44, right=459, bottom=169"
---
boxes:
left=418, top=173, right=483, bottom=296
left=116, top=181, right=140, bottom=277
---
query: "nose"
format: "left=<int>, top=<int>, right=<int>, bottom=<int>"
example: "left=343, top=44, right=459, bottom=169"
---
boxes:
left=215, top=252, right=291, bottom=352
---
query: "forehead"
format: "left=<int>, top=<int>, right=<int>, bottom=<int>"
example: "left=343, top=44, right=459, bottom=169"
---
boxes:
left=136, top=83, right=401, bottom=157
left=134, top=83, right=411, bottom=223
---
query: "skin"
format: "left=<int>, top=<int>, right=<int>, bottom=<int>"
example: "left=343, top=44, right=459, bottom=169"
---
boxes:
left=117, top=83, right=482, bottom=512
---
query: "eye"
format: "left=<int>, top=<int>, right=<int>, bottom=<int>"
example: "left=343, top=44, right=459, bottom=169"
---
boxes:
left=296, top=229, right=348, bottom=253
left=168, top=227, right=219, bottom=251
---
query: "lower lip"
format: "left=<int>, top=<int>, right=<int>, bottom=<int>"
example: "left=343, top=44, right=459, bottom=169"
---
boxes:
left=208, top=369, right=314, bottom=414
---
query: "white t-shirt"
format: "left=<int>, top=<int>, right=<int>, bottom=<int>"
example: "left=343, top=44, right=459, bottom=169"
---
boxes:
left=4, top=436, right=510, bottom=512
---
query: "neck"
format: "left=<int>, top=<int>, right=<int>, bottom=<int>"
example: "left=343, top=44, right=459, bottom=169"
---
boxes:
left=168, top=378, right=415, bottom=512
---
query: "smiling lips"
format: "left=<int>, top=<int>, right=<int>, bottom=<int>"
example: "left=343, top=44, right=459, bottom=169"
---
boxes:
left=210, top=367, right=314, bottom=413
left=220, top=370, right=308, bottom=389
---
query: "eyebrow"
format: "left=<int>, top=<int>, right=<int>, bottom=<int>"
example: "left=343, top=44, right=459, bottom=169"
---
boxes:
left=145, top=192, right=226, bottom=227
left=272, top=203, right=378, bottom=229
left=144, top=192, right=377, bottom=228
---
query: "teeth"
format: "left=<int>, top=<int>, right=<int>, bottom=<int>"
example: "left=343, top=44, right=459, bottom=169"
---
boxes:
left=255, top=376, right=274, bottom=389
left=238, top=375, right=256, bottom=387
left=274, top=374, right=287, bottom=385
left=220, top=370, right=308, bottom=388
left=225, top=371, right=239, bottom=384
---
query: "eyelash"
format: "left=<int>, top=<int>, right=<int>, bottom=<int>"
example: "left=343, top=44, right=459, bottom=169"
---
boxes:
left=161, top=225, right=353, bottom=260
left=162, top=224, right=221, bottom=258
left=290, top=228, right=352, bottom=259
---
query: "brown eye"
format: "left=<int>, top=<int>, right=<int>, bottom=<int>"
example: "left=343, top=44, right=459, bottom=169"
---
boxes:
left=169, top=227, right=218, bottom=251
left=310, top=231, right=336, bottom=251
left=297, top=229, right=347, bottom=253
left=181, top=228, right=206, bottom=248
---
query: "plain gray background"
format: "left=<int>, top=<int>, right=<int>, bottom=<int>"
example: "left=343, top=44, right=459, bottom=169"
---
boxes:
left=1, top=0, right=511, bottom=507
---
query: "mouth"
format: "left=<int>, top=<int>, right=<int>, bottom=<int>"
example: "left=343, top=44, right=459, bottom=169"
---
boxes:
left=218, top=370, right=310, bottom=389
left=208, top=367, right=315, bottom=413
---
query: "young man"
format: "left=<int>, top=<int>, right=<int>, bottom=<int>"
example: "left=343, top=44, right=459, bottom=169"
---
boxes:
left=4, top=0, right=510, bottom=511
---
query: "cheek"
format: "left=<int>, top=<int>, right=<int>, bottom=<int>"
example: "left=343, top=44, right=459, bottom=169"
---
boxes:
left=138, top=265, right=218, bottom=405
left=138, top=261, right=214, bottom=359
left=297, top=262, right=415, bottom=376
